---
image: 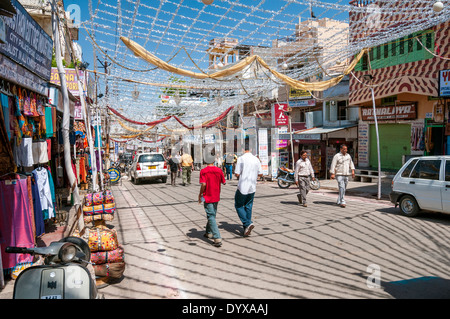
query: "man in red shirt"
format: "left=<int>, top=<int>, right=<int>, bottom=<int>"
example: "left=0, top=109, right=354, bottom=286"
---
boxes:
left=198, top=158, right=226, bottom=247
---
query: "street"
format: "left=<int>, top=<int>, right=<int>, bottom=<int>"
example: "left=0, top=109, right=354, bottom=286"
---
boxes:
left=97, top=171, right=450, bottom=299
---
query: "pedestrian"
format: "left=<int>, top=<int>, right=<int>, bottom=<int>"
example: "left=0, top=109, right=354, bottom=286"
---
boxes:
left=167, top=155, right=179, bottom=186
left=329, top=144, right=355, bottom=208
left=198, top=157, right=226, bottom=247
left=180, top=152, right=194, bottom=186
left=175, top=152, right=182, bottom=177
left=225, top=153, right=234, bottom=180
left=234, top=140, right=263, bottom=237
left=294, top=150, right=315, bottom=207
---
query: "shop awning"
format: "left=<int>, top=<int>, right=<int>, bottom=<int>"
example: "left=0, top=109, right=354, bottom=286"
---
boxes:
left=278, top=124, right=357, bottom=140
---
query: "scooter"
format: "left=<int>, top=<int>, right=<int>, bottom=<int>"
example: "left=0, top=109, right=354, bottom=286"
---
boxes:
left=277, top=167, right=296, bottom=188
left=6, top=237, right=100, bottom=299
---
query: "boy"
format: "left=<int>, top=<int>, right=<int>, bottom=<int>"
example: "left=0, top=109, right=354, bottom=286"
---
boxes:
left=199, top=158, right=226, bottom=247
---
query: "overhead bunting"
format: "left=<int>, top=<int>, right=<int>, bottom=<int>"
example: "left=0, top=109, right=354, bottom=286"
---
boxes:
left=108, top=105, right=235, bottom=131
left=120, top=36, right=367, bottom=92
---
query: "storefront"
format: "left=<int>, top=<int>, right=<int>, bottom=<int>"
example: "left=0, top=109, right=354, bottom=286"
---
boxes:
left=357, top=102, right=430, bottom=170
left=0, top=0, right=57, bottom=276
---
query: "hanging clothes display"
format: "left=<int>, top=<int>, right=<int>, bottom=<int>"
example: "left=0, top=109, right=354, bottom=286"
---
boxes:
left=31, top=171, right=45, bottom=237
left=0, top=176, right=35, bottom=272
left=33, top=167, right=55, bottom=220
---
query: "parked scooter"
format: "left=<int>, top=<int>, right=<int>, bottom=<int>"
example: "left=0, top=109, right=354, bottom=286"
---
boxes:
left=277, top=167, right=296, bottom=188
left=6, top=237, right=100, bottom=299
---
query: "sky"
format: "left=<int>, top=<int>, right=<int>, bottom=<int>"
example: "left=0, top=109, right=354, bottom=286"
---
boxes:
left=62, top=0, right=350, bottom=72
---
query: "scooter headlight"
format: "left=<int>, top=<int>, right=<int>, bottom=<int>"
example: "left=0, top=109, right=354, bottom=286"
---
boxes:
left=59, top=243, right=77, bottom=263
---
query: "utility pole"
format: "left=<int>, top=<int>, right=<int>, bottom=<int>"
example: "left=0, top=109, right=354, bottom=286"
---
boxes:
left=51, top=0, right=80, bottom=206
left=97, top=55, right=111, bottom=171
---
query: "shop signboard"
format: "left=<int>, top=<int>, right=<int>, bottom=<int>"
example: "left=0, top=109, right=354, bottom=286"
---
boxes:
left=288, top=99, right=316, bottom=108
left=289, top=87, right=311, bottom=100
left=272, top=103, right=289, bottom=126
left=107, top=168, right=121, bottom=183
left=361, top=104, right=417, bottom=121
left=358, top=122, right=369, bottom=167
left=258, top=128, right=269, bottom=175
left=50, top=68, right=86, bottom=96
left=0, top=53, right=47, bottom=95
left=439, top=69, right=450, bottom=97
left=0, top=0, right=53, bottom=80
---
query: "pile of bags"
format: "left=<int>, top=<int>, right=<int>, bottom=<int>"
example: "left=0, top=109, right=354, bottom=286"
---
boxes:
left=83, top=190, right=116, bottom=223
left=86, top=225, right=125, bottom=283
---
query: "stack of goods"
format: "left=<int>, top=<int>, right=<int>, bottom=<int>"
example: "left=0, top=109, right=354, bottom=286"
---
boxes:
left=82, top=190, right=116, bottom=224
left=86, top=225, right=125, bottom=286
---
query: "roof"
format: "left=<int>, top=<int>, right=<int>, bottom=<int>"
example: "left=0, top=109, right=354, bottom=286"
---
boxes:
left=293, top=124, right=357, bottom=135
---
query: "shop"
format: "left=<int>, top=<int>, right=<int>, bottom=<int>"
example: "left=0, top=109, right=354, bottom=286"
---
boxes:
left=358, top=101, right=436, bottom=171
left=0, top=0, right=57, bottom=277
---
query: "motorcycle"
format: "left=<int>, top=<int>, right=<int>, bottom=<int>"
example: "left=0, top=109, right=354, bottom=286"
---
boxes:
left=277, top=167, right=296, bottom=188
left=6, top=237, right=100, bottom=299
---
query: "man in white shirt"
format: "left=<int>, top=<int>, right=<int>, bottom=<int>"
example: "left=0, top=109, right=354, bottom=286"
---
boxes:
left=329, top=144, right=355, bottom=208
left=234, top=141, right=263, bottom=237
left=294, top=150, right=315, bottom=207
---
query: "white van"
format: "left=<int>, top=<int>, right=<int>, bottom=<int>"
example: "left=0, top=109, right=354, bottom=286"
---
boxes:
left=390, top=156, right=450, bottom=216
left=129, top=152, right=168, bottom=184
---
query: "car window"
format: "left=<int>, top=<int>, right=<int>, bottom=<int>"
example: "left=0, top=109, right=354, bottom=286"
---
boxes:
left=138, top=154, right=165, bottom=163
left=446, top=161, right=450, bottom=182
left=401, top=159, right=418, bottom=178
left=410, top=160, right=441, bottom=180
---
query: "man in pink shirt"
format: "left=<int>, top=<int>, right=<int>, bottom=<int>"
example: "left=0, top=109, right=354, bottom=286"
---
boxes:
left=199, top=158, right=226, bottom=247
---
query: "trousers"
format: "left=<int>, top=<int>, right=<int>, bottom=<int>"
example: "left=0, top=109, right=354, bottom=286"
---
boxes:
left=234, top=189, right=255, bottom=228
left=336, top=175, right=349, bottom=205
left=297, top=176, right=310, bottom=203
left=204, top=202, right=221, bottom=239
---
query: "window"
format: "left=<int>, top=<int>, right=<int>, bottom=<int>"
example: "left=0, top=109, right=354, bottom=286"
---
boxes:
left=338, top=100, right=347, bottom=120
left=410, top=160, right=441, bottom=180
left=384, top=44, right=389, bottom=58
left=401, top=159, right=418, bottom=178
left=138, top=154, right=165, bottom=163
left=399, top=37, right=405, bottom=54
left=391, top=41, right=397, bottom=56
left=408, top=35, right=414, bottom=53
left=426, top=33, right=433, bottom=49
left=446, top=161, right=450, bottom=182
left=376, top=46, right=381, bottom=60
left=416, top=34, right=422, bottom=51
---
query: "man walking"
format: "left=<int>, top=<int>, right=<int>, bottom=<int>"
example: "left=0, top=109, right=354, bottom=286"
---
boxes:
left=167, top=155, right=179, bottom=186
left=294, top=150, right=315, bottom=207
left=234, top=141, right=262, bottom=237
left=329, top=144, right=355, bottom=208
left=180, top=151, right=194, bottom=186
left=199, top=157, right=226, bottom=247
left=225, top=153, right=234, bottom=180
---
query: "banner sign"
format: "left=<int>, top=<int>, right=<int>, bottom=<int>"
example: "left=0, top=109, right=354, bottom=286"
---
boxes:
left=272, top=103, right=289, bottom=126
left=50, top=68, right=85, bottom=96
left=289, top=99, right=316, bottom=108
left=258, top=128, right=269, bottom=175
left=0, top=0, right=53, bottom=80
left=439, top=69, right=450, bottom=97
left=0, top=53, right=47, bottom=95
left=289, top=87, right=311, bottom=100
left=361, top=104, right=417, bottom=121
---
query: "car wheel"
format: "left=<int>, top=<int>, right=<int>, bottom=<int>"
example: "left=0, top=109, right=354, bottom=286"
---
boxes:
left=399, top=195, right=420, bottom=217
left=162, top=177, right=167, bottom=183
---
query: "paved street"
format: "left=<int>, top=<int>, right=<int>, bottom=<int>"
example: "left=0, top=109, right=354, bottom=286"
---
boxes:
left=96, top=170, right=450, bottom=299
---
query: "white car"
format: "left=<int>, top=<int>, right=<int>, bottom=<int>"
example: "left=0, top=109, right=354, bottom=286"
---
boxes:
left=129, top=152, right=168, bottom=184
left=390, top=155, right=450, bottom=216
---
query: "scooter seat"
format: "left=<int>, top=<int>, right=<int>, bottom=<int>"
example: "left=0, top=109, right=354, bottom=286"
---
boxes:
left=280, top=167, right=294, bottom=173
